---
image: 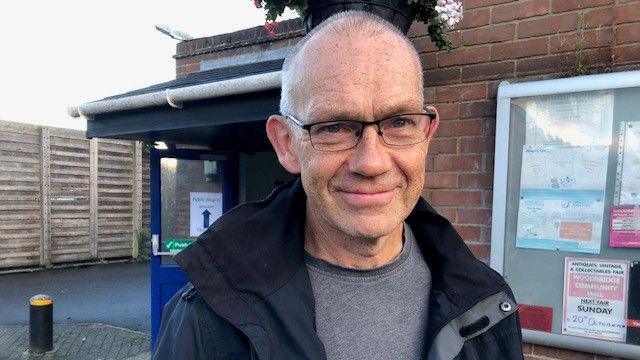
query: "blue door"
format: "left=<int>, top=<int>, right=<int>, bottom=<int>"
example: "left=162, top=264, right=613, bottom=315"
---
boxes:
left=149, top=149, right=238, bottom=348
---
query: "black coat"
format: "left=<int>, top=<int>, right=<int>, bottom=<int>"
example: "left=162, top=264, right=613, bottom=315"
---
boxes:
left=153, top=179, right=524, bottom=360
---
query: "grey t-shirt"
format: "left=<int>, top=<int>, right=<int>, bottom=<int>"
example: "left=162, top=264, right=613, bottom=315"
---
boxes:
left=305, top=224, right=431, bottom=360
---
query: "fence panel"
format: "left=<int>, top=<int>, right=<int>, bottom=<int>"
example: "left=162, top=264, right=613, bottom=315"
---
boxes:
left=49, top=128, right=92, bottom=264
left=0, top=120, right=146, bottom=270
left=97, top=139, right=134, bottom=259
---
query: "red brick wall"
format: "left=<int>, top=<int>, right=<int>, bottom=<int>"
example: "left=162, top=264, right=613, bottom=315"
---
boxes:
left=174, top=3, right=640, bottom=358
left=410, top=1, right=639, bottom=359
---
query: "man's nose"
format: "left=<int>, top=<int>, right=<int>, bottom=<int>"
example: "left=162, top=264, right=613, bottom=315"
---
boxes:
left=347, top=125, right=391, bottom=177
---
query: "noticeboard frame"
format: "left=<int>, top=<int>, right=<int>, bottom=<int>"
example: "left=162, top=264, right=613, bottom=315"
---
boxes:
left=490, top=70, right=640, bottom=359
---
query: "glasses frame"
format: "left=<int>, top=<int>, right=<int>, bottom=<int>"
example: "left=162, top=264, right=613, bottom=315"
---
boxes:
left=285, top=110, right=436, bottom=152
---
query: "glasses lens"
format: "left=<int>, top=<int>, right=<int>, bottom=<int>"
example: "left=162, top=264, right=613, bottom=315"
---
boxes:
left=379, top=114, right=429, bottom=146
left=309, top=121, right=361, bottom=151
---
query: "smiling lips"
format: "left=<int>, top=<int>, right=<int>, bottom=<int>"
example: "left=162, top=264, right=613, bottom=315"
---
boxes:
left=336, top=188, right=396, bottom=207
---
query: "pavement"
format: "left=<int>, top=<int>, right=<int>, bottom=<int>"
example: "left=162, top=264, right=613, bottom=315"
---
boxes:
left=0, top=262, right=152, bottom=359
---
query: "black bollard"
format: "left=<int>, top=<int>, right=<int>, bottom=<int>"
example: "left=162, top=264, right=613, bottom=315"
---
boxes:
left=29, top=294, right=53, bottom=353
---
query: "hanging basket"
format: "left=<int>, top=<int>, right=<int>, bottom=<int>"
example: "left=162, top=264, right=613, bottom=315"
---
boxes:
left=303, top=0, right=418, bottom=35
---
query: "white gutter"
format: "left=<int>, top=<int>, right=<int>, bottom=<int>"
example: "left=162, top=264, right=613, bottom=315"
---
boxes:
left=68, top=71, right=282, bottom=119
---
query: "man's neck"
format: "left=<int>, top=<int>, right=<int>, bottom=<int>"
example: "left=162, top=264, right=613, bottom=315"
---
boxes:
left=303, top=214, right=404, bottom=270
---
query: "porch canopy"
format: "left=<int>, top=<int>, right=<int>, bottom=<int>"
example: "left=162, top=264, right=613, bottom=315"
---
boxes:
left=69, top=59, right=284, bottom=152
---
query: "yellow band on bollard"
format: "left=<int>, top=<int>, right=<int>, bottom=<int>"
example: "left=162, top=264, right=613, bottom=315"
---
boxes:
left=30, top=299, right=53, bottom=306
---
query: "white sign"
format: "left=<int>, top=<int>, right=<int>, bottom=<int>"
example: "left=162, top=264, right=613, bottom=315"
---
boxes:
left=190, top=192, right=223, bottom=237
left=516, top=146, right=609, bottom=254
left=562, top=258, right=629, bottom=342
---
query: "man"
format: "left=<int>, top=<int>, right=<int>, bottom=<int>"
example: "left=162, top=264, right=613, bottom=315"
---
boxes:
left=154, top=10, right=523, bottom=360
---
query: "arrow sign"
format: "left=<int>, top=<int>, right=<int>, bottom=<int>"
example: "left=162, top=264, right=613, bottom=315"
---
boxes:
left=202, top=209, right=211, bottom=228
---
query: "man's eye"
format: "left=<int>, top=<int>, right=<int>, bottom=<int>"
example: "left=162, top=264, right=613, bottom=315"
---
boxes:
left=315, top=123, right=346, bottom=134
left=390, top=117, right=413, bottom=127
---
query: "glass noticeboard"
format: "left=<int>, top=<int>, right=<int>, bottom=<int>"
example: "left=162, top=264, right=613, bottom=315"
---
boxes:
left=491, top=71, right=640, bottom=359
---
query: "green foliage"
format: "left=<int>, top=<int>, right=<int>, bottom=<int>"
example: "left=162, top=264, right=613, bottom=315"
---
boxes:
left=134, top=228, right=151, bottom=261
left=257, top=0, right=456, bottom=50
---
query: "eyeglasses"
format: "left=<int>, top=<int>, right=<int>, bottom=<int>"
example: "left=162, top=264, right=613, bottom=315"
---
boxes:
left=286, top=111, right=435, bottom=152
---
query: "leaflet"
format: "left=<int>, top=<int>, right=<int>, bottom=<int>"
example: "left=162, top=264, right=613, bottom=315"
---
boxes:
left=563, top=258, right=629, bottom=342
left=619, top=122, right=640, bottom=205
left=523, top=90, right=614, bottom=146
left=516, top=146, right=608, bottom=254
left=610, top=205, right=640, bottom=248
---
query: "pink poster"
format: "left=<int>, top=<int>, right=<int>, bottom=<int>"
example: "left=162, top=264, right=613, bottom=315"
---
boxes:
left=610, top=205, right=640, bottom=248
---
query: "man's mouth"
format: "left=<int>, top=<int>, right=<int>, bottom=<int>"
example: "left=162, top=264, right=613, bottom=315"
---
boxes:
left=336, top=188, right=396, bottom=207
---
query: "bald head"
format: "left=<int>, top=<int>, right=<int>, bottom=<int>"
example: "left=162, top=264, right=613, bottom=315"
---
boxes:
left=279, top=11, right=424, bottom=118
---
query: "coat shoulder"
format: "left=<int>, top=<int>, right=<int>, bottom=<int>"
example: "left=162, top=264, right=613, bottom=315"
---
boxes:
left=152, top=283, right=252, bottom=360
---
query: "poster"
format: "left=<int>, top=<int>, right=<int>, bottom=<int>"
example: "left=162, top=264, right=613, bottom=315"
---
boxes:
left=190, top=192, right=223, bottom=237
left=619, top=122, right=640, bottom=205
left=516, top=146, right=608, bottom=254
left=523, top=90, right=614, bottom=146
left=610, top=205, right=640, bottom=248
left=563, top=258, right=629, bottom=342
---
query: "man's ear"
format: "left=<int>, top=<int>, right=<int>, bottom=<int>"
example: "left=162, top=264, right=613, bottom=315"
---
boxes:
left=266, top=115, right=301, bottom=174
left=425, top=105, right=440, bottom=141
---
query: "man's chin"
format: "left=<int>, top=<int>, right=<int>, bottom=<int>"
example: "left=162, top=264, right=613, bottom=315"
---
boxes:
left=336, top=215, right=402, bottom=240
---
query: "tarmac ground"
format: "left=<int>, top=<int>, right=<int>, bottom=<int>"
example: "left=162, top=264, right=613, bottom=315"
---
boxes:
left=0, top=262, right=152, bottom=359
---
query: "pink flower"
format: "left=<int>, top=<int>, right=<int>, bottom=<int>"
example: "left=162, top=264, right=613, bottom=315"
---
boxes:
left=264, top=21, right=279, bottom=37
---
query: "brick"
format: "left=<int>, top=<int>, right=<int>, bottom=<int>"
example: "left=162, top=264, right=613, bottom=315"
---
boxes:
left=583, top=47, right=613, bottom=70
left=435, top=84, right=487, bottom=102
left=433, top=154, right=483, bottom=171
left=438, top=46, right=491, bottom=67
left=428, top=137, right=457, bottom=154
left=462, top=23, right=516, bottom=45
left=480, top=226, right=493, bottom=242
left=437, top=120, right=484, bottom=137
left=492, top=0, right=549, bottom=23
left=413, top=31, right=462, bottom=52
left=491, top=38, right=549, bottom=61
left=516, top=53, right=576, bottom=76
left=459, top=173, right=494, bottom=189
left=457, top=8, right=491, bottom=29
left=551, top=0, right=613, bottom=13
left=458, top=208, right=492, bottom=224
left=408, top=21, right=428, bottom=38
left=532, top=344, right=595, bottom=360
left=456, top=225, right=482, bottom=241
left=424, top=87, right=436, bottom=103
left=585, top=7, right=614, bottom=28
left=483, top=117, right=496, bottom=135
left=420, top=53, right=437, bottom=69
left=466, top=243, right=490, bottom=260
left=614, top=2, right=640, bottom=24
left=176, top=63, right=200, bottom=77
left=460, top=101, right=496, bottom=118
left=465, top=0, right=516, bottom=10
left=615, top=23, right=640, bottom=44
left=425, top=173, right=458, bottom=188
left=431, top=190, right=483, bottom=206
left=613, top=43, right=640, bottom=64
left=517, top=13, right=579, bottom=38
left=434, top=207, right=457, bottom=222
left=424, top=68, right=461, bottom=86
left=459, top=136, right=495, bottom=153
left=435, top=103, right=460, bottom=120
left=549, top=27, right=614, bottom=53
left=483, top=190, right=493, bottom=207
left=461, top=61, right=515, bottom=82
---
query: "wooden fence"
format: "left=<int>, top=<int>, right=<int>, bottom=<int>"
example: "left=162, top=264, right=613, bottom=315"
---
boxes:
left=0, top=120, right=149, bottom=269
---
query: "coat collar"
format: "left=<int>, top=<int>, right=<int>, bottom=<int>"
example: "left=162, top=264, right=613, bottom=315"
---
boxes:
left=175, top=178, right=507, bottom=327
